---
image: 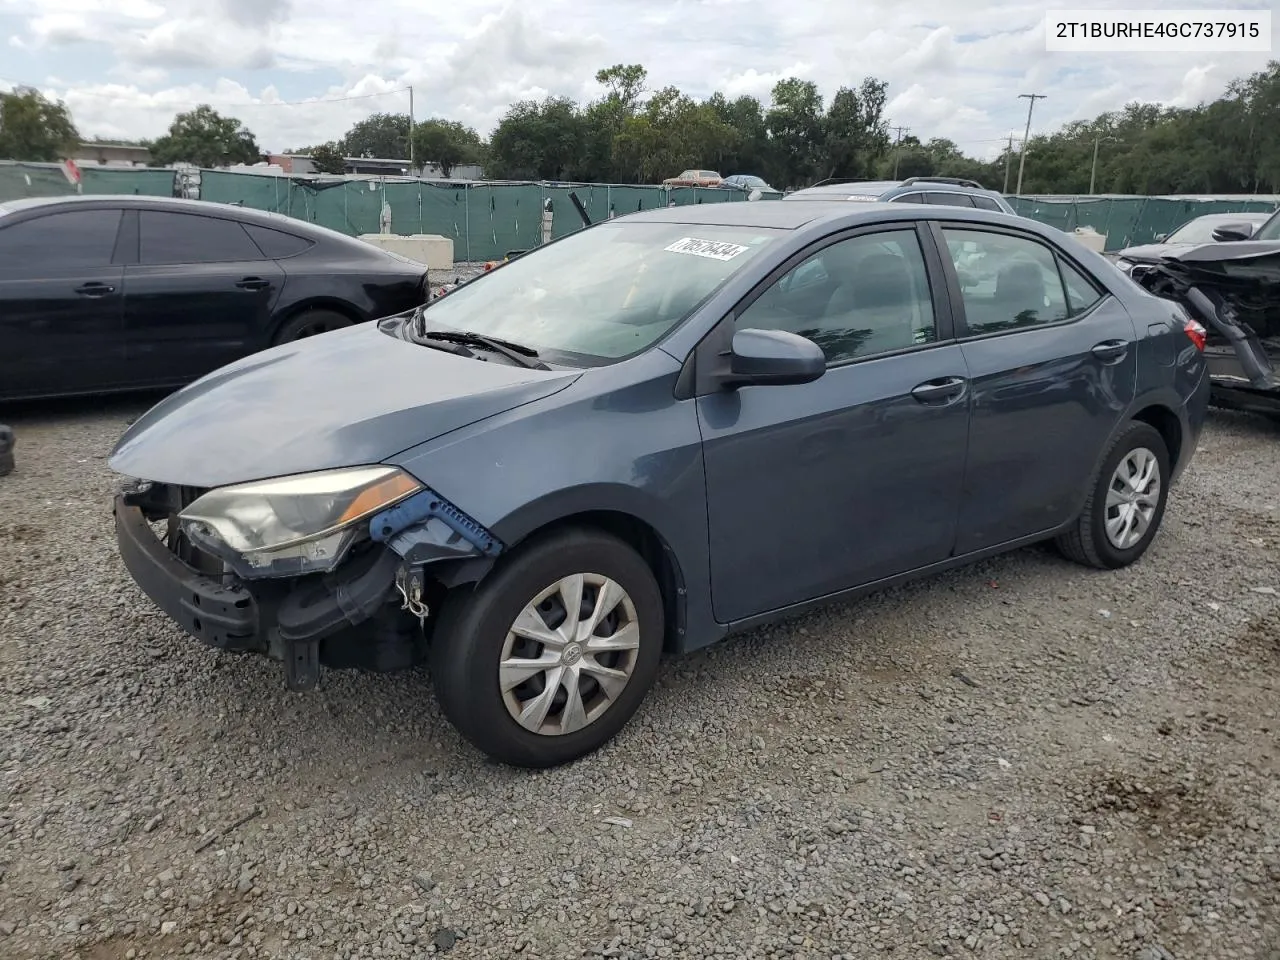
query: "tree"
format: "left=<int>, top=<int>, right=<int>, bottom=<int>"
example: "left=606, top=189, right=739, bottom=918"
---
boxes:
left=765, top=78, right=826, bottom=188
left=580, top=64, right=649, bottom=182
left=148, top=105, right=260, bottom=168
left=819, top=79, right=890, bottom=180
left=339, top=112, right=411, bottom=159
left=309, top=141, right=347, bottom=175
left=487, top=97, right=586, bottom=180
left=0, top=87, right=80, bottom=162
left=412, top=119, right=483, bottom=177
left=612, top=87, right=736, bottom=183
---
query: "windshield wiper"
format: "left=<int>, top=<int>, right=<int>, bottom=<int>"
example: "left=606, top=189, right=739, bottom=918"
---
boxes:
left=420, top=328, right=549, bottom=369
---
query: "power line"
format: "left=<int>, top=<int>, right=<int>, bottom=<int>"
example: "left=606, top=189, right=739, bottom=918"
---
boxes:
left=0, top=77, right=410, bottom=108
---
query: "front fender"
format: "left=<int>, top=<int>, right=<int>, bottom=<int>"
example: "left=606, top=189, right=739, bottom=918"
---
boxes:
left=386, top=351, right=725, bottom=652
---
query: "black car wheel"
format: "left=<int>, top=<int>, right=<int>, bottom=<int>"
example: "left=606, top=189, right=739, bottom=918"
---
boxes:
left=429, top=527, right=664, bottom=768
left=273, top=308, right=354, bottom=344
left=1056, top=420, right=1171, bottom=569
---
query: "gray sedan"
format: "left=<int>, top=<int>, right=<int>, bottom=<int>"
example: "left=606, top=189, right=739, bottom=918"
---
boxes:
left=109, top=201, right=1211, bottom=768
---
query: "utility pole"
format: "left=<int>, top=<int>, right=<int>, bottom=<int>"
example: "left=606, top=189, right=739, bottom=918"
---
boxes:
left=1089, top=134, right=1116, bottom=195
left=890, top=125, right=909, bottom=179
left=1014, top=93, right=1045, bottom=196
left=408, top=86, right=416, bottom=172
left=1002, top=132, right=1015, bottom=194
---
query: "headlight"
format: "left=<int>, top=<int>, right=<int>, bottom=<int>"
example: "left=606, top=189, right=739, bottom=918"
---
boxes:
left=179, top=465, right=422, bottom=578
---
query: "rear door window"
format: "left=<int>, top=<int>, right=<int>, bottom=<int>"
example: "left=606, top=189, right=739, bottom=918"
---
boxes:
left=245, top=224, right=314, bottom=259
left=972, top=195, right=1003, bottom=211
left=893, top=192, right=924, bottom=203
left=0, top=209, right=123, bottom=271
left=926, top=192, right=976, bottom=207
left=139, top=211, right=265, bottom=265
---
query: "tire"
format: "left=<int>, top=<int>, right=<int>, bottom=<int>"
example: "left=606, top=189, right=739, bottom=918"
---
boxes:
left=429, top=527, right=665, bottom=768
left=273, top=308, right=354, bottom=344
left=1055, top=420, right=1171, bottom=570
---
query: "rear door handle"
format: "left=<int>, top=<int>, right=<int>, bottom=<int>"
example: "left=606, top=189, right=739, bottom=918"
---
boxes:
left=911, top=376, right=968, bottom=404
left=235, top=277, right=270, bottom=290
left=75, top=282, right=115, bottom=298
left=1091, top=339, right=1129, bottom=363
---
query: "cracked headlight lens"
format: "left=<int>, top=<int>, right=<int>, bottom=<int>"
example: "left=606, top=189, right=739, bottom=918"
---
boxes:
left=179, top=465, right=422, bottom=576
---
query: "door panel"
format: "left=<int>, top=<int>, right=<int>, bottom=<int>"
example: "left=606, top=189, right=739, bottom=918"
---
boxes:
left=123, top=210, right=284, bottom=384
left=696, top=225, right=971, bottom=624
left=935, top=224, right=1138, bottom=553
left=0, top=208, right=128, bottom=398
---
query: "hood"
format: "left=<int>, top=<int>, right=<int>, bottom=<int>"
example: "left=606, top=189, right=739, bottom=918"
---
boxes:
left=109, top=320, right=580, bottom=488
left=1116, top=241, right=1196, bottom=261
left=1120, top=239, right=1280, bottom=265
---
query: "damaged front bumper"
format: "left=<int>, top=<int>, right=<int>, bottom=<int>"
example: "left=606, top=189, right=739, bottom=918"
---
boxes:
left=1127, top=253, right=1280, bottom=415
left=112, top=480, right=504, bottom=690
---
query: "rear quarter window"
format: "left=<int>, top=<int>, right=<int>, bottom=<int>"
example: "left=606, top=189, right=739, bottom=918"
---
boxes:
left=245, top=224, right=314, bottom=259
left=972, top=195, right=1003, bottom=212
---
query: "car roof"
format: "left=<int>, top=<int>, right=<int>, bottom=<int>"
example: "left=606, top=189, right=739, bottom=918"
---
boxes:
left=620, top=198, right=1054, bottom=239
left=1179, top=211, right=1271, bottom=223
left=785, top=179, right=1005, bottom=202
left=0, top=194, right=345, bottom=240
left=785, top=181, right=903, bottom=199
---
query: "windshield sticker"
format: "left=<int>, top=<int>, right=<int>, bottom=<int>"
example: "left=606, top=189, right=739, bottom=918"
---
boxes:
left=664, top=237, right=749, bottom=261
left=846, top=194, right=880, bottom=201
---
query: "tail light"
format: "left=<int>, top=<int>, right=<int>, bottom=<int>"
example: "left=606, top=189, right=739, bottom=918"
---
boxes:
left=1183, top=317, right=1207, bottom=351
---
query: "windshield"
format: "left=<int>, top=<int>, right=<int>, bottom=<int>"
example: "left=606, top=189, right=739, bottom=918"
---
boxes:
left=1254, top=210, right=1280, bottom=242
left=1166, top=217, right=1250, bottom=244
left=416, top=220, right=783, bottom=364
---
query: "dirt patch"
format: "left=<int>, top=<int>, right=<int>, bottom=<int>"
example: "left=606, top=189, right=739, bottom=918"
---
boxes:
left=1080, top=771, right=1230, bottom=840
left=1239, top=606, right=1280, bottom=655
left=1, top=523, right=43, bottom=543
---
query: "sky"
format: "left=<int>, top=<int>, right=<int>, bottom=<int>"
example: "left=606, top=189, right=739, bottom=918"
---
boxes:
left=0, top=0, right=1276, bottom=160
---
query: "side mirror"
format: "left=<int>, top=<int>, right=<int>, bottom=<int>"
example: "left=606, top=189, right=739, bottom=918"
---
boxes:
left=722, top=328, right=825, bottom=388
left=1212, top=222, right=1254, bottom=242
left=1153, top=232, right=1167, bottom=242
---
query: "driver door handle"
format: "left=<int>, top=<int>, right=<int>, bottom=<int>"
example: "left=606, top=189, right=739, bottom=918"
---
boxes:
left=75, top=281, right=115, bottom=298
left=1091, top=339, right=1129, bottom=363
left=235, top=277, right=270, bottom=291
left=911, top=376, right=968, bottom=404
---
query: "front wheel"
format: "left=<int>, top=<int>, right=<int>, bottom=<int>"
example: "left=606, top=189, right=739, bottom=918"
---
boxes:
left=429, top=528, right=664, bottom=768
left=1055, top=420, right=1171, bottom=569
left=273, top=308, right=354, bottom=344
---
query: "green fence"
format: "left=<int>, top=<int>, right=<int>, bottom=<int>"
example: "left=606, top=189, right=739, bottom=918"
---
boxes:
left=196, top=172, right=751, bottom=261
left=2, top=161, right=1277, bottom=259
left=1007, top=195, right=1280, bottom=250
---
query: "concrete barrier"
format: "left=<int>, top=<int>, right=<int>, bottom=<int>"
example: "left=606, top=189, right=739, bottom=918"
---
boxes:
left=358, top=234, right=454, bottom=270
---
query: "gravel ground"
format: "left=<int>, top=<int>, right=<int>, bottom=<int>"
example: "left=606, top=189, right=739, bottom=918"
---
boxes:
left=1, top=397, right=1278, bottom=960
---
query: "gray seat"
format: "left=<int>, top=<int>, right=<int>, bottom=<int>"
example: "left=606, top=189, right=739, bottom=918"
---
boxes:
left=819, top=253, right=920, bottom=355
left=993, top=260, right=1046, bottom=326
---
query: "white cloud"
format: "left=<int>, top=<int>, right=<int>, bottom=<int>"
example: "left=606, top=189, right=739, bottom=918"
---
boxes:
left=0, top=0, right=1274, bottom=159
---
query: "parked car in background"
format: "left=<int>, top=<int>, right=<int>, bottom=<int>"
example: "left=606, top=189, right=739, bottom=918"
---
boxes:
left=110, top=199, right=1209, bottom=769
left=719, top=174, right=777, bottom=195
left=0, top=195, right=430, bottom=402
left=784, top=177, right=1018, bottom=215
left=663, top=169, right=722, bottom=187
left=1112, top=211, right=1273, bottom=270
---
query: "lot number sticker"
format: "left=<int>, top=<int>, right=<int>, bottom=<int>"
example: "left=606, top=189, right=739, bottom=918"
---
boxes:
left=664, top=237, right=749, bottom=261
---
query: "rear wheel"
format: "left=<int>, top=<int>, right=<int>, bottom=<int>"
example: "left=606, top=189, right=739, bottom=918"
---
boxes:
left=273, top=308, right=354, bottom=344
left=1055, top=420, right=1170, bottom=569
left=429, top=528, right=664, bottom=768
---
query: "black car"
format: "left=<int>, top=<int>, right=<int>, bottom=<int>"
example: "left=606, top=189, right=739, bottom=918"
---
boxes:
left=0, top=195, right=431, bottom=401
